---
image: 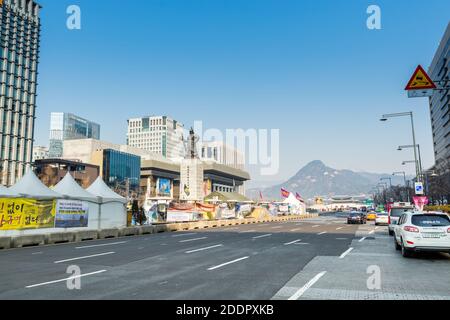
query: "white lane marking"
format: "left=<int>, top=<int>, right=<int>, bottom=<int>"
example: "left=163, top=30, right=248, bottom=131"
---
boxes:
left=239, top=230, right=257, bottom=233
left=26, top=270, right=107, bottom=289
left=336, top=238, right=348, bottom=240
left=271, top=226, right=282, bottom=229
left=336, top=227, right=343, bottom=230
left=252, top=234, right=272, bottom=239
left=295, top=243, right=310, bottom=245
left=359, top=237, right=367, bottom=242
left=312, top=225, right=320, bottom=228
left=339, top=248, right=354, bottom=259
left=317, top=231, right=327, bottom=235
left=284, top=239, right=302, bottom=245
left=172, top=233, right=197, bottom=238
left=288, top=271, right=327, bottom=300
left=207, top=256, right=249, bottom=271
left=369, top=230, right=375, bottom=234
left=290, top=228, right=302, bottom=232
left=295, top=223, right=303, bottom=226
left=375, top=227, right=379, bottom=230
left=54, top=252, right=115, bottom=264
left=75, top=241, right=127, bottom=249
left=179, top=237, right=207, bottom=243
left=31, top=252, right=43, bottom=255
left=185, top=244, right=223, bottom=254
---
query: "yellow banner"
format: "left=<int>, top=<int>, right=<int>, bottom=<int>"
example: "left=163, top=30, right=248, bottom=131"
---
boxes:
left=0, top=198, right=56, bottom=231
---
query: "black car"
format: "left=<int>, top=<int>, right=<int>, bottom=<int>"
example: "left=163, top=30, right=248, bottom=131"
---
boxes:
left=347, top=212, right=367, bottom=224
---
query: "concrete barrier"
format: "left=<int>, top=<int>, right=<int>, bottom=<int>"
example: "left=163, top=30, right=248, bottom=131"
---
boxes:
left=98, top=228, right=119, bottom=239
left=0, top=237, right=11, bottom=249
left=12, top=234, right=45, bottom=248
left=45, top=232, right=75, bottom=244
left=119, top=227, right=138, bottom=237
left=139, top=225, right=155, bottom=235
left=74, top=230, right=98, bottom=242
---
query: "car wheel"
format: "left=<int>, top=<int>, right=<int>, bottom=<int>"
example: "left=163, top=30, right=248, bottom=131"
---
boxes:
left=401, top=240, right=412, bottom=258
left=388, top=229, right=394, bottom=236
left=395, top=238, right=401, bottom=251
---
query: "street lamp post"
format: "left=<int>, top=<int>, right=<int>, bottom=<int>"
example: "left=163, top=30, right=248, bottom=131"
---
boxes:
left=380, top=177, right=392, bottom=188
left=398, top=145, right=423, bottom=182
left=380, top=112, right=420, bottom=182
left=393, top=171, right=410, bottom=202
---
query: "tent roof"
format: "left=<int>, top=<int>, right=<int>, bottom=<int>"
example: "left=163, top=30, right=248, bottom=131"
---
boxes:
left=204, top=191, right=253, bottom=203
left=86, top=177, right=127, bottom=203
left=53, top=173, right=98, bottom=202
left=0, top=184, right=19, bottom=198
left=9, top=170, right=62, bottom=199
left=283, top=193, right=302, bottom=206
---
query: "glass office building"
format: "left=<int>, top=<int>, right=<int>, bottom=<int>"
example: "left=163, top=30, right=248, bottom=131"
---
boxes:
left=0, top=0, right=41, bottom=186
left=429, top=22, right=450, bottom=169
left=49, top=112, right=100, bottom=158
left=102, top=149, right=141, bottom=198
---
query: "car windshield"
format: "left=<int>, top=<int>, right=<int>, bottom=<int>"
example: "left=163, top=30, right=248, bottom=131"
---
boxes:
left=390, top=208, right=411, bottom=217
left=411, top=215, right=450, bottom=227
left=349, top=213, right=360, bottom=217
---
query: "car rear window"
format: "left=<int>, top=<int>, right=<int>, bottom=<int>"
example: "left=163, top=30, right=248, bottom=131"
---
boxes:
left=411, top=215, right=450, bottom=227
left=349, top=213, right=359, bottom=217
left=377, top=212, right=388, bottom=216
left=390, top=208, right=411, bottom=217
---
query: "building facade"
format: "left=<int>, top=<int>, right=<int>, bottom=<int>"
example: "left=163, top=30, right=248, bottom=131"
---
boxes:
left=91, top=148, right=141, bottom=199
left=0, top=0, right=41, bottom=186
left=429, top=22, right=450, bottom=170
left=200, top=141, right=245, bottom=170
left=32, top=145, right=47, bottom=161
left=127, top=116, right=184, bottom=160
left=34, top=158, right=99, bottom=189
left=49, top=112, right=100, bottom=158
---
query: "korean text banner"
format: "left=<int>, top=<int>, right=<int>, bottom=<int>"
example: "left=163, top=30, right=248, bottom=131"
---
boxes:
left=55, top=199, right=89, bottom=228
left=0, top=199, right=56, bottom=231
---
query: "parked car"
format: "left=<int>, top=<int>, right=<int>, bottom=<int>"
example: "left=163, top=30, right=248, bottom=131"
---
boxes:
left=347, top=212, right=367, bottom=224
left=375, top=211, right=389, bottom=226
left=394, top=212, right=450, bottom=257
left=388, top=202, right=415, bottom=236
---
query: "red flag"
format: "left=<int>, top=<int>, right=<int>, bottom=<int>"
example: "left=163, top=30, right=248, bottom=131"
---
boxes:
left=296, top=192, right=304, bottom=203
left=281, top=188, right=290, bottom=198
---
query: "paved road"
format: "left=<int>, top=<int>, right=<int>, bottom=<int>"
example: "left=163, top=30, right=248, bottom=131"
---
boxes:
left=0, top=216, right=359, bottom=299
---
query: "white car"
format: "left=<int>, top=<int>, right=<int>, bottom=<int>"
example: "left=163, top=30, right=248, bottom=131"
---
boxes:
left=375, top=212, right=388, bottom=225
left=388, top=204, right=415, bottom=236
left=394, top=211, right=450, bottom=257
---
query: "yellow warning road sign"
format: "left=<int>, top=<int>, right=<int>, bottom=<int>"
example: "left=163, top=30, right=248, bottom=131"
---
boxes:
left=405, top=65, right=436, bottom=90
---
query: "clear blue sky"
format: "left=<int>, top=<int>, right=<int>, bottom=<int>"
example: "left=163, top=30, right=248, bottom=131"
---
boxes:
left=35, top=0, right=450, bottom=182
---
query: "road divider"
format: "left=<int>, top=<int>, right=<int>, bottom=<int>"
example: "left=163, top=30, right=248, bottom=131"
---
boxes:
left=0, top=214, right=319, bottom=250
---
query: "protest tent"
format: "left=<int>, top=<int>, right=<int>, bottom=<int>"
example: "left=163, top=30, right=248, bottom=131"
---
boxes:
left=86, top=177, right=127, bottom=229
left=9, top=170, right=62, bottom=199
left=282, top=193, right=306, bottom=214
left=0, top=185, right=19, bottom=198
left=53, top=173, right=100, bottom=229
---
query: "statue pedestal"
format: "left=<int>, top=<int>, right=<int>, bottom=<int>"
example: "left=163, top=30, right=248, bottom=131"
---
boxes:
left=180, top=159, right=204, bottom=202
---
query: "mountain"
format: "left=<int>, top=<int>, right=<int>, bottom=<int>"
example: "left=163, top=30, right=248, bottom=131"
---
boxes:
left=246, top=160, right=409, bottom=200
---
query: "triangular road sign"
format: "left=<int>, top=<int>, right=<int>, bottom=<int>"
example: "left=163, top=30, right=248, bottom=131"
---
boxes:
left=405, top=65, right=436, bottom=90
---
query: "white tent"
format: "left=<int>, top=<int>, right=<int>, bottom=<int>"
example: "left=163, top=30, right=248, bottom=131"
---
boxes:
left=87, top=177, right=127, bottom=229
left=9, top=170, right=61, bottom=199
left=283, top=193, right=305, bottom=215
left=53, top=173, right=100, bottom=229
left=0, top=185, right=19, bottom=198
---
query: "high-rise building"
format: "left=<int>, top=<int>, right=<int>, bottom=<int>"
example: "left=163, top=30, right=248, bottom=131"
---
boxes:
left=428, top=23, right=450, bottom=170
left=49, top=112, right=100, bottom=158
left=32, top=145, right=48, bottom=161
left=0, top=0, right=41, bottom=186
left=127, top=116, right=184, bottom=160
left=200, top=141, right=245, bottom=170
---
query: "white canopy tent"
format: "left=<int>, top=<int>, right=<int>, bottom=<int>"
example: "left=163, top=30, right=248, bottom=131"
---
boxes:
left=87, top=177, right=127, bottom=229
left=9, top=170, right=62, bottom=199
left=282, top=193, right=306, bottom=215
left=0, top=185, right=19, bottom=198
left=53, top=173, right=100, bottom=229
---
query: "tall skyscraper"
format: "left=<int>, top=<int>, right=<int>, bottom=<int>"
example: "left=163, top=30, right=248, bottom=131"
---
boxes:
left=0, top=0, right=41, bottom=186
left=428, top=22, right=450, bottom=170
left=127, top=115, right=184, bottom=159
left=49, top=112, right=100, bottom=158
